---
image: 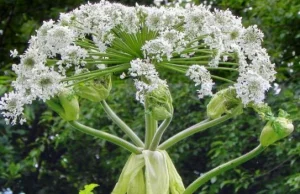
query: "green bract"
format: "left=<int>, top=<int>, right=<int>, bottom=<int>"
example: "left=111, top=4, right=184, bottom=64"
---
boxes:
left=146, top=85, right=173, bottom=120
left=75, top=75, right=112, bottom=102
left=207, top=87, right=242, bottom=119
left=260, top=117, right=294, bottom=147
left=250, top=103, right=273, bottom=120
left=46, top=89, right=79, bottom=121
left=112, top=150, right=185, bottom=194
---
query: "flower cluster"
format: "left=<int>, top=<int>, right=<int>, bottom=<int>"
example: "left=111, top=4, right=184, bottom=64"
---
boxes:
left=129, top=59, right=167, bottom=103
left=1, top=0, right=276, bottom=124
left=186, top=65, right=214, bottom=98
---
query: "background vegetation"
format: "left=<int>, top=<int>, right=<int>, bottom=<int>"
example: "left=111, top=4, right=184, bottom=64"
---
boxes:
left=0, top=0, right=299, bottom=193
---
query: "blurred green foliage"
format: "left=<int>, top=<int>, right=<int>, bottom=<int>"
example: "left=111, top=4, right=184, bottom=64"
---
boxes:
left=0, top=0, right=299, bottom=193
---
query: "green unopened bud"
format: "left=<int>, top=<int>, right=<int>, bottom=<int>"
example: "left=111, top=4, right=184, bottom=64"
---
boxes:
left=146, top=85, right=173, bottom=120
left=207, top=87, right=242, bottom=119
left=46, top=89, right=80, bottom=121
left=260, top=117, right=294, bottom=147
left=75, top=75, right=112, bottom=102
left=152, top=106, right=172, bottom=120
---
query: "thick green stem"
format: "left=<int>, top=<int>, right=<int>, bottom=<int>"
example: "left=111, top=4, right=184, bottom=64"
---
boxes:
left=101, top=100, right=144, bottom=147
left=183, top=144, right=265, bottom=194
left=69, top=121, right=142, bottom=154
left=144, top=100, right=158, bottom=149
left=158, top=115, right=233, bottom=150
left=149, top=117, right=172, bottom=151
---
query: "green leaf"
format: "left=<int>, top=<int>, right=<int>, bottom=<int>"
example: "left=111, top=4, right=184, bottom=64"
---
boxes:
left=79, top=183, right=99, bottom=194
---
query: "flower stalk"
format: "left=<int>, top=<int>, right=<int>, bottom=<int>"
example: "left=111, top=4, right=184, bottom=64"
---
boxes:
left=183, top=144, right=265, bottom=194
left=158, top=114, right=233, bottom=150
left=69, top=121, right=142, bottom=154
left=149, top=117, right=172, bottom=151
left=144, top=98, right=158, bottom=149
left=101, top=100, right=144, bottom=147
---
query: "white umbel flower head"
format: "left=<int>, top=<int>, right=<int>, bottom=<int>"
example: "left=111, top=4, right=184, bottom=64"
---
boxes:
left=249, top=48, right=276, bottom=82
left=1, top=1, right=277, bottom=124
left=0, top=92, right=26, bottom=125
left=142, top=38, right=173, bottom=62
left=234, top=70, right=271, bottom=105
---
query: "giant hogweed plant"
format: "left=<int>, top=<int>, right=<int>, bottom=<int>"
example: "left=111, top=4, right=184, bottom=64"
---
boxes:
left=0, top=1, right=294, bottom=193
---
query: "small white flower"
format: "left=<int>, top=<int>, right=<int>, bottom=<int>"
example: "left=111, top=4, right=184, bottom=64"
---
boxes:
left=96, top=64, right=106, bottom=70
left=120, top=72, right=126, bottom=79
left=153, top=0, right=163, bottom=7
left=10, top=49, right=18, bottom=58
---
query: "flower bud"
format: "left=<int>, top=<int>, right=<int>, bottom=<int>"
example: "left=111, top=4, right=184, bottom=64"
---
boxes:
left=260, top=117, right=294, bottom=147
left=207, top=87, right=242, bottom=119
left=46, top=89, right=80, bottom=121
left=75, top=75, right=112, bottom=102
left=146, top=85, right=173, bottom=120
left=152, top=106, right=172, bottom=121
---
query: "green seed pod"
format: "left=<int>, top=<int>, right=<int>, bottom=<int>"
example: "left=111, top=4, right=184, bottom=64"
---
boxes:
left=146, top=85, right=173, bottom=120
left=260, top=117, right=294, bottom=147
left=75, top=75, right=112, bottom=102
left=46, top=89, right=80, bottom=121
left=207, top=87, right=241, bottom=119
